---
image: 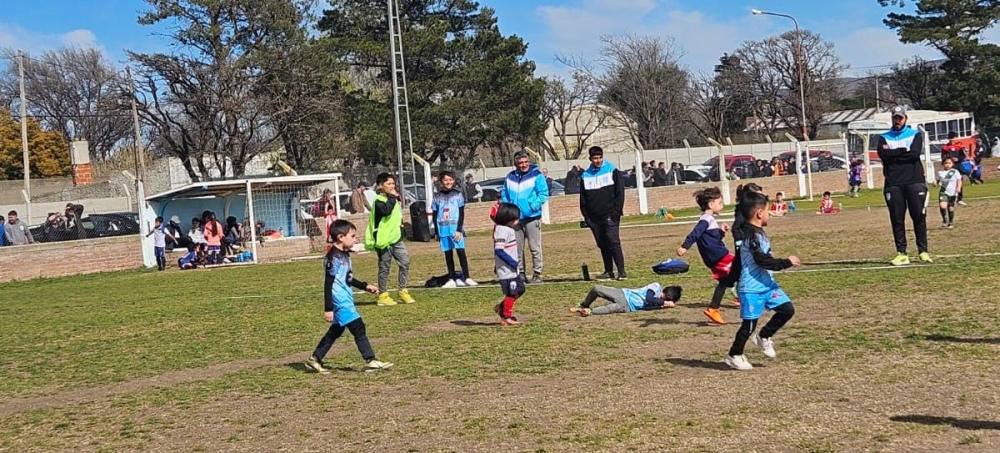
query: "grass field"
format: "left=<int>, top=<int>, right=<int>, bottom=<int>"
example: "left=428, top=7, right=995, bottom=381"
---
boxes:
left=2, top=177, right=1000, bottom=452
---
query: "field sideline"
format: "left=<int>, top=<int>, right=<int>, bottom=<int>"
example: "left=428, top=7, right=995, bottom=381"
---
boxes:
left=2, top=180, right=1000, bottom=452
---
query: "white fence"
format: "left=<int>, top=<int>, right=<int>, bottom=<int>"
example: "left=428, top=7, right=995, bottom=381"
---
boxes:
left=470, top=138, right=849, bottom=180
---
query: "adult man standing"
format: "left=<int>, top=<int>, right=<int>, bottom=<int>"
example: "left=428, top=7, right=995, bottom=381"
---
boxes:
left=875, top=106, right=931, bottom=266
left=500, top=150, right=549, bottom=283
left=464, top=174, right=483, bottom=203
left=4, top=210, right=34, bottom=245
left=350, top=182, right=371, bottom=214
left=580, top=146, right=626, bottom=280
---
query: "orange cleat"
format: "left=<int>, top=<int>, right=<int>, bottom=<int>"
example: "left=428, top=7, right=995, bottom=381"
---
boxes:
left=703, top=307, right=726, bottom=325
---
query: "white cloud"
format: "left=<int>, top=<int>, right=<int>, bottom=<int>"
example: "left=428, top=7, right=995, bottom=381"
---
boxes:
left=0, top=23, right=104, bottom=55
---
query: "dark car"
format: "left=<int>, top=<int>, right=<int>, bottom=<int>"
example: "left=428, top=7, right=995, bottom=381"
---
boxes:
left=31, top=212, right=141, bottom=243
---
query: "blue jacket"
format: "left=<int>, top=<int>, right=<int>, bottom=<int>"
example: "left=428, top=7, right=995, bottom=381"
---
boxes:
left=500, top=164, right=549, bottom=220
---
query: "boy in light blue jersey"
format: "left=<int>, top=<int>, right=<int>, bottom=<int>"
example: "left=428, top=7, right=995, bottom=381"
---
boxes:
left=431, top=170, right=476, bottom=287
left=305, top=219, right=393, bottom=374
left=570, top=283, right=682, bottom=316
left=725, top=191, right=801, bottom=371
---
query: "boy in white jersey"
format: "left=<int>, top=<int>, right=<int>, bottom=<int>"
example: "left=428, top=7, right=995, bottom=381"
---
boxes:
left=145, top=216, right=176, bottom=271
left=936, top=157, right=962, bottom=229
left=491, top=203, right=523, bottom=326
left=725, top=191, right=801, bottom=371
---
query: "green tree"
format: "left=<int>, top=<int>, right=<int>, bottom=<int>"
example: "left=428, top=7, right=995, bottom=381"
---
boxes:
left=878, top=0, right=1000, bottom=125
left=318, top=0, right=545, bottom=168
left=0, top=110, right=70, bottom=180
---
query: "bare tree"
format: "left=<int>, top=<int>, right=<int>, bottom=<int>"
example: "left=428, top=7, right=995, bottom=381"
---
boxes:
left=130, top=0, right=310, bottom=181
left=559, top=35, right=691, bottom=150
left=540, top=72, right=609, bottom=159
left=886, top=57, right=943, bottom=110
left=732, top=30, right=846, bottom=140
left=0, top=48, right=133, bottom=160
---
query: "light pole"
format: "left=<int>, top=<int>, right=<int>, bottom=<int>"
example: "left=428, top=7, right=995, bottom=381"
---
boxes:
left=751, top=9, right=808, bottom=141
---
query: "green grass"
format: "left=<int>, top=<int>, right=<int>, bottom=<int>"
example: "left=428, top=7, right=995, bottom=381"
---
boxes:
left=4, top=180, right=1000, bottom=452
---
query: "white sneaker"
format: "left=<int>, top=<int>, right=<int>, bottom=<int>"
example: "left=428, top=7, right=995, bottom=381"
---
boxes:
left=958, top=201, right=968, bottom=206
left=455, top=279, right=466, bottom=287
left=725, top=354, right=753, bottom=370
left=751, top=335, right=776, bottom=358
left=363, top=359, right=394, bottom=372
left=463, top=278, right=478, bottom=286
left=441, top=279, right=457, bottom=288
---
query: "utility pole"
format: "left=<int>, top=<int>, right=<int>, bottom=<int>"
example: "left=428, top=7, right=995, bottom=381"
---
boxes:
left=875, top=74, right=881, bottom=111
left=17, top=51, right=31, bottom=224
left=125, top=66, right=145, bottom=184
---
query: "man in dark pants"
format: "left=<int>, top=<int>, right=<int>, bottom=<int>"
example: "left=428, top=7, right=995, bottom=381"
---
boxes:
left=875, top=106, right=931, bottom=266
left=580, top=146, right=627, bottom=280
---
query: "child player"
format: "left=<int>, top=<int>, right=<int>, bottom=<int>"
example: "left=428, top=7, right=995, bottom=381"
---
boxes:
left=817, top=191, right=839, bottom=214
left=936, top=157, right=962, bottom=229
left=569, top=283, right=682, bottom=316
left=146, top=216, right=176, bottom=271
left=431, top=170, right=477, bottom=287
left=305, top=219, right=394, bottom=374
left=492, top=203, right=524, bottom=326
left=677, top=187, right=733, bottom=325
left=365, top=172, right=416, bottom=306
left=848, top=160, right=864, bottom=197
left=725, top=191, right=800, bottom=371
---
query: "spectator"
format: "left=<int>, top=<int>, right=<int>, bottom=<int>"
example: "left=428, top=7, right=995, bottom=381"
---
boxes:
left=666, top=162, right=682, bottom=186
left=580, top=146, right=627, bottom=280
left=500, top=150, right=549, bottom=283
left=0, top=215, right=6, bottom=247
left=202, top=211, right=225, bottom=264
left=4, top=210, right=34, bottom=245
left=64, top=203, right=86, bottom=240
left=653, top=162, right=668, bottom=186
left=350, top=182, right=372, bottom=214
left=189, top=217, right=206, bottom=246
left=772, top=158, right=784, bottom=176
left=224, top=216, right=242, bottom=255
left=165, top=215, right=189, bottom=251
left=542, top=168, right=555, bottom=194
left=876, top=106, right=930, bottom=265
left=564, top=165, right=582, bottom=195
left=464, top=174, right=483, bottom=203
left=313, top=188, right=336, bottom=218
left=641, top=162, right=654, bottom=186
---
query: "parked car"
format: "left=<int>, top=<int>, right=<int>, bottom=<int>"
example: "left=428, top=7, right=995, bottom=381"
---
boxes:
left=680, top=168, right=711, bottom=184
left=698, top=155, right=757, bottom=181
left=30, top=212, right=141, bottom=243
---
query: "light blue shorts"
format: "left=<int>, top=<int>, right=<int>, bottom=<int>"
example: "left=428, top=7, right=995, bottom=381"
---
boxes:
left=739, top=288, right=791, bottom=320
left=439, top=233, right=466, bottom=252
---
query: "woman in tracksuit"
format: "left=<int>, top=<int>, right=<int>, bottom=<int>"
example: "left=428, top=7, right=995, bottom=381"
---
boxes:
left=875, top=106, right=931, bottom=266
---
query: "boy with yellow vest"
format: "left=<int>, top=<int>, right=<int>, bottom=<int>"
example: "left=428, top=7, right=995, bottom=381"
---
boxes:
left=365, top=172, right=416, bottom=306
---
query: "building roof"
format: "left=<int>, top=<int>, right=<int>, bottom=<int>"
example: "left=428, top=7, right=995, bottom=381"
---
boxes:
left=743, top=107, right=884, bottom=132
left=146, top=173, right=342, bottom=202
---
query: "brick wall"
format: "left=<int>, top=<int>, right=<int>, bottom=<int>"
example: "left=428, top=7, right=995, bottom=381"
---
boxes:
left=0, top=235, right=143, bottom=283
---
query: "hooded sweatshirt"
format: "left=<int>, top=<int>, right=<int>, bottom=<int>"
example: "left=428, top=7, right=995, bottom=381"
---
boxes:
left=500, top=164, right=549, bottom=221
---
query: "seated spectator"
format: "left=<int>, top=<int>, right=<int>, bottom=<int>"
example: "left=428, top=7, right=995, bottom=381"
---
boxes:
left=189, top=218, right=207, bottom=245
left=770, top=192, right=788, bottom=217
left=224, top=216, right=243, bottom=255
left=817, top=191, right=840, bottom=214
left=165, top=215, right=189, bottom=251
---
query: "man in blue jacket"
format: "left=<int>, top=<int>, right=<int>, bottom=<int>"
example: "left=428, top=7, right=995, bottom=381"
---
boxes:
left=500, top=150, right=549, bottom=283
left=580, top=146, right=627, bottom=280
left=875, top=106, right=930, bottom=266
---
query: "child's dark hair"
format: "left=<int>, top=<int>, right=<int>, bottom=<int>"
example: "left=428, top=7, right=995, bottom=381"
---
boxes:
left=438, top=170, right=456, bottom=181
left=739, top=191, right=770, bottom=222
left=492, top=202, right=520, bottom=226
left=328, top=219, right=357, bottom=243
left=693, top=187, right=723, bottom=210
left=375, top=172, right=394, bottom=186
left=663, top=285, right=682, bottom=302
left=823, top=191, right=832, bottom=196
left=736, top=182, right=763, bottom=198
left=226, top=216, right=237, bottom=225
left=155, top=216, right=164, bottom=222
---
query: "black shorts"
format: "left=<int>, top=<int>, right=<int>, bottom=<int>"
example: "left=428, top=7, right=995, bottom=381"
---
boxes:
left=938, top=193, right=957, bottom=206
left=500, top=278, right=525, bottom=297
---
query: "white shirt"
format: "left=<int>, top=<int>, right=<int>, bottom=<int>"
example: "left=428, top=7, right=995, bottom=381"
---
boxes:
left=938, top=169, right=960, bottom=196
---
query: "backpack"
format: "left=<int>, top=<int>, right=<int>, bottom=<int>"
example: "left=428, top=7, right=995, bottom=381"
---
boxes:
left=652, top=259, right=690, bottom=275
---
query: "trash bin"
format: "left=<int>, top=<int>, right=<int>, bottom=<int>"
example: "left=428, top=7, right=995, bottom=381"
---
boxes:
left=409, top=201, right=432, bottom=242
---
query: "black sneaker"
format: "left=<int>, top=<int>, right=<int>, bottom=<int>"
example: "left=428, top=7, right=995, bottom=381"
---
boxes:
left=595, top=272, right=614, bottom=281
left=616, top=272, right=628, bottom=281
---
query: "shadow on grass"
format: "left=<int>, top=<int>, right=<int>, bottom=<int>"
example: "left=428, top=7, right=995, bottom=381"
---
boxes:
left=921, top=334, right=1000, bottom=344
left=890, top=415, right=1000, bottom=431
left=451, top=320, right=499, bottom=327
left=285, top=362, right=355, bottom=373
left=635, top=318, right=680, bottom=327
left=659, top=357, right=733, bottom=371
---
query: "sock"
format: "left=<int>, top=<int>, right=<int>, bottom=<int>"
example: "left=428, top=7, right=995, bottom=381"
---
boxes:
left=709, top=283, right=727, bottom=309
left=444, top=250, right=456, bottom=280
left=501, top=295, right=518, bottom=318
left=940, top=207, right=948, bottom=223
left=948, top=209, right=954, bottom=224
left=456, top=248, right=470, bottom=280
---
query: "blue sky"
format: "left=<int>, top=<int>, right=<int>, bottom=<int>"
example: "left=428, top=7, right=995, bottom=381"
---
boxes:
left=1, top=0, right=983, bottom=77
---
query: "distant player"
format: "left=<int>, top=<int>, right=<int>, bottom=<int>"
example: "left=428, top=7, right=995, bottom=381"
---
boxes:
left=848, top=160, right=864, bottom=197
left=570, top=283, right=681, bottom=316
left=491, top=202, right=524, bottom=326
left=817, top=191, right=839, bottom=214
left=432, top=170, right=476, bottom=287
left=936, top=157, right=962, bottom=229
